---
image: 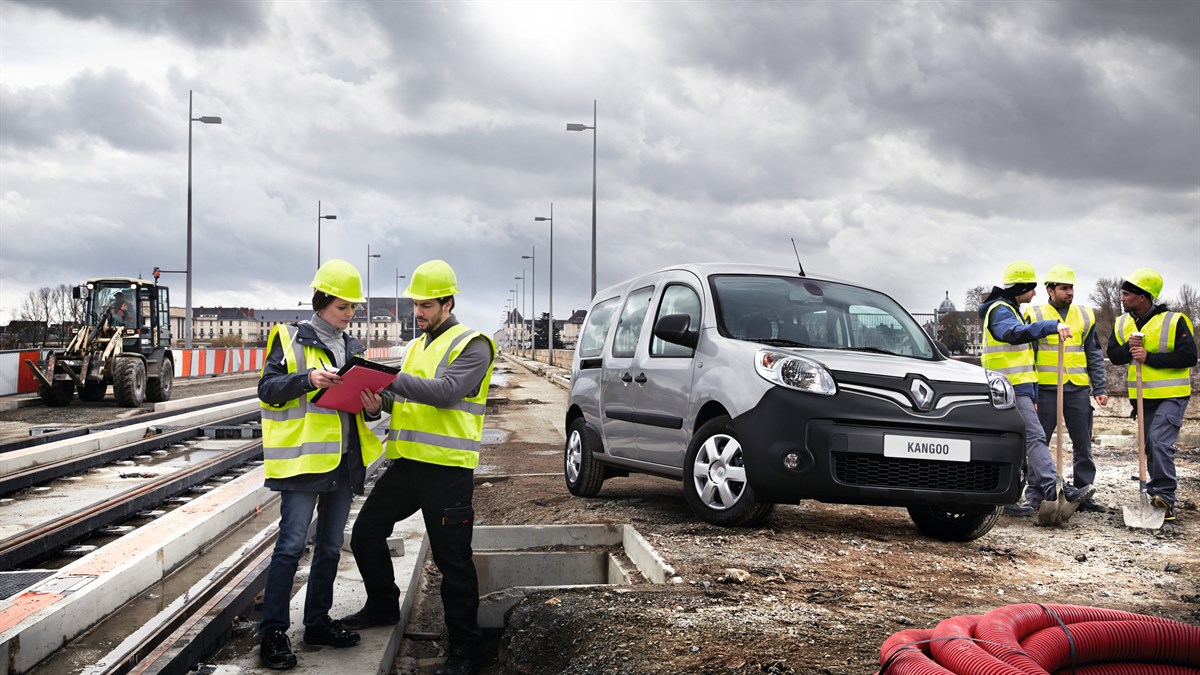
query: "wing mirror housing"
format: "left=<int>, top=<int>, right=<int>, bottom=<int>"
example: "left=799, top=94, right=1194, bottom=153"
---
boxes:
left=653, top=313, right=699, bottom=349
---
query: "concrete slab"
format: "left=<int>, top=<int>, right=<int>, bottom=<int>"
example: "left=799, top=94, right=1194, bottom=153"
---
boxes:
left=153, top=387, right=257, bottom=413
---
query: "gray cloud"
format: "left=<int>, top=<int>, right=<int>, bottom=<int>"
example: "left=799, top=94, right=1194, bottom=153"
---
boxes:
left=11, top=0, right=268, bottom=46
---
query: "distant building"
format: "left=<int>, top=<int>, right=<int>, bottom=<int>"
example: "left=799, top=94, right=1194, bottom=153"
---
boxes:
left=169, top=297, right=417, bottom=348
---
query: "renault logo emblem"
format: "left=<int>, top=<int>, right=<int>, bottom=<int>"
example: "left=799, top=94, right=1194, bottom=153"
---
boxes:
left=910, top=379, right=935, bottom=411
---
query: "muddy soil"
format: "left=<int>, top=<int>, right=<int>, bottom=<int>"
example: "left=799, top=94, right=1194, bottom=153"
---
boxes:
left=397, top=358, right=1200, bottom=674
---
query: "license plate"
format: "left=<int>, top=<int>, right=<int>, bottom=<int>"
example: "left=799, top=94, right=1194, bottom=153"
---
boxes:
left=883, top=435, right=970, bottom=462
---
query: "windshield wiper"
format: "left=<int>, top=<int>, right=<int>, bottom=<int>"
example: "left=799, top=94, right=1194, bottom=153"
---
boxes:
left=840, top=346, right=897, bottom=356
left=752, top=338, right=814, bottom=348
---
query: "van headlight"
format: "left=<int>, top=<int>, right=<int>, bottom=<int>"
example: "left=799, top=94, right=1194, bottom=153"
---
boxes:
left=986, top=370, right=1016, bottom=409
left=755, top=350, right=836, bottom=395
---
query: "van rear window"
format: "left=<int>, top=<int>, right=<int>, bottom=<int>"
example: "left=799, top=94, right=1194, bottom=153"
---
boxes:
left=577, top=297, right=620, bottom=358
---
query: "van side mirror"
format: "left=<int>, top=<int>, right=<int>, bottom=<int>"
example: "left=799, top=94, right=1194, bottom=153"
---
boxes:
left=653, top=313, right=698, bottom=349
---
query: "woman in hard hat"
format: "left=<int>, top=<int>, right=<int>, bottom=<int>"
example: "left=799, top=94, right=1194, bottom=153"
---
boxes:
left=257, top=259, right=385, bottom=669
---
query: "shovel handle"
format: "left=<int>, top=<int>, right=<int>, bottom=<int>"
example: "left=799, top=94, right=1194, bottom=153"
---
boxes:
left=1055, top=340, right=1065, bottom=474
left=1136, top=362, right=1147, bottom=483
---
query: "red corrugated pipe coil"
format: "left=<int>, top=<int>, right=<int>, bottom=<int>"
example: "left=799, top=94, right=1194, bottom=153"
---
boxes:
left=877, top=603, right=1200, bottom=674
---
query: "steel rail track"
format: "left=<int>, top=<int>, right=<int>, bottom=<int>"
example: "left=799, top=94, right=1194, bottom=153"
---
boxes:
left=0, top=437, right=265, bottom=570
left=0, top=410, right=261, bottom=497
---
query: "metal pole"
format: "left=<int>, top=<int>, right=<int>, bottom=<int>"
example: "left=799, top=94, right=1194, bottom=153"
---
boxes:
left=186, top=90, right=193, bottom=349
left=317, top=200, right=321, bottom=271
left=530, top=248, right=536, bottom=362
left=549, top=202, right=553, bottom=362
left=395, top=269, right=400, bottom=346
left=590, top=99, right=597, bottom=301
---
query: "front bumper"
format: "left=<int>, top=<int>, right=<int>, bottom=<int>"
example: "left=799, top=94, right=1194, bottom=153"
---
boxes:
left=733, top=385, right=1025, bottom=508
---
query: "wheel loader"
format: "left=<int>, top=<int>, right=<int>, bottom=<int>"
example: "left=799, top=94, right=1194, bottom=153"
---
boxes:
left=25, top=277, right=175, bottom=407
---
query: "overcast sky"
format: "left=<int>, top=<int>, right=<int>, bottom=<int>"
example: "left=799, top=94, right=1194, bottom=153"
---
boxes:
left=2, top=0, right=1197, bottom=337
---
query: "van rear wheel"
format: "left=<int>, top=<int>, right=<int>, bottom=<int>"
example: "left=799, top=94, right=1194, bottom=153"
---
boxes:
left=683, top=416, right=773, bottom=527
left=906, top=505, right=1000, bottom=542
left=565, top=418, right=605, bottom=497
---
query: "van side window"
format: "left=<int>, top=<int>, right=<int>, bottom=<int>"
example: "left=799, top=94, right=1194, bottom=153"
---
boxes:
left=650, top=284, right=701, bottom=357
left=611, top=286, right=654, bottom=358
left=578, top=297, right=621, bottom=358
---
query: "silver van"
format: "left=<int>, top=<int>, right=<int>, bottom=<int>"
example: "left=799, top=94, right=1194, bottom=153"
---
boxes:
left=563, top=263, right=1025, bottom=541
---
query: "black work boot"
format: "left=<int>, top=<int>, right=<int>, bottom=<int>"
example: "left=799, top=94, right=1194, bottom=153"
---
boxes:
left=435, top=643, right=480, bottom=675
left=340, top=606, right=400, bottom=630
left=304, top=617, right=361, bottom=648
left=260, top=629, right=297, bottom=670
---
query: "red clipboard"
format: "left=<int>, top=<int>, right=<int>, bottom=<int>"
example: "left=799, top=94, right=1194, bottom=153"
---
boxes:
left=310, top=356, right=400, bottom=414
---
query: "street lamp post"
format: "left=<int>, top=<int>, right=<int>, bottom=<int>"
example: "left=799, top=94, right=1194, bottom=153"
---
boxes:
left=186, top=90, right=222, bottom=349
left=515, top=272, right=525, bottom=356
left=534, top=203, right=553, bottom=362
left=567, top=100, right=597, bottom=300
left=522, top=250, right=535, bottom=362
left=510, top=288, right=518, bottom=351
left=317, top=202, right=337, bottom=271
left=366, top=245, right=381, bottom=350
left=395, top=270, right=406, bottom=345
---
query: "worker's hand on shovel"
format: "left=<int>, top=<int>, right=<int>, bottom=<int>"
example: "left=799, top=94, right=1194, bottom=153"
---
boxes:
left=1129, top=333, right=1147, bottom=363
left=1056, top=323, right=1072, bottom=342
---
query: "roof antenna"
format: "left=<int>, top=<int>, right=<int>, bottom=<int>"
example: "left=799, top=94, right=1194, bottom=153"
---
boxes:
left=790, top=238, right=806, bottom=277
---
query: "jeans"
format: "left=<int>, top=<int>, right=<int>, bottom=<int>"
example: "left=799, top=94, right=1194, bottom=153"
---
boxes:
left=260, top=482, right=354, bottom=635
left=1036, top=386, right=1097, bottom=488
left=1017, top=396, right=1058, bottom=503
left=351, top=458, right=481, bottom=647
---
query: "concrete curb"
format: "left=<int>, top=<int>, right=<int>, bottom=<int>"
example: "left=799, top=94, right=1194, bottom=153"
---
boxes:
left=498, top=354, right=571, bottom=392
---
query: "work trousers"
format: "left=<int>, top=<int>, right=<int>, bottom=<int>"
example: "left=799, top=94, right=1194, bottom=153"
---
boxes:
left=350, top=458, right=481, bottom=648
left=1140, top=397, right=1188, bottom=506
left=1017, top=396, right=1058, bottom=503
left=1036, top=386, right=1096, bottom=488
left=261, top=482, right=354, bottom=635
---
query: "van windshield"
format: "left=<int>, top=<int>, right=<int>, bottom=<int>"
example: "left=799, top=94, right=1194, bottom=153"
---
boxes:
left=710, top=275, right=937, bottom=360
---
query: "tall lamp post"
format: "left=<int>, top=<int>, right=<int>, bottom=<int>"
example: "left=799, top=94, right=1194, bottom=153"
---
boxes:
left=567, top=100, right=597, bottom=300
left=395, top=271, right=406, bottom=345
left=510, top=288, right=519, bottom=351
left=515, top=273, right=525, bottom=356
left=366, top=245, right=381, bottom=349
left=534, top=203, right=553, bottom=361
left=522, top=250, right=535, bottom=362
left=186, top=90, right=222, bottom=349
left=317, top=202, right=337, bottom=271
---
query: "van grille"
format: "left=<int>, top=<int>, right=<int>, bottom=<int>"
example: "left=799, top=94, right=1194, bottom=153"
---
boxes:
left=833, top=453, right=1001, bottom=492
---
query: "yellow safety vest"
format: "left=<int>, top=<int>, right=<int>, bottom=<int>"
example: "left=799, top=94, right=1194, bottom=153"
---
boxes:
left=980, top=302, right=1037, bottom=385
left=1114, top=311, right=1194, bottom=399
left=259, top=324, right=384, bottom=479
left=386, top=324, right=496, bottom=469
left=1025, top=304, right=1094, bottom=387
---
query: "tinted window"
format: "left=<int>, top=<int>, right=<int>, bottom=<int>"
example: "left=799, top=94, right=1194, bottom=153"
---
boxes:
left=611, top=286, right=654, bottom=358
left=650, top=284, right=701, bottom=357
left=578, top=297, right=619, bottom=358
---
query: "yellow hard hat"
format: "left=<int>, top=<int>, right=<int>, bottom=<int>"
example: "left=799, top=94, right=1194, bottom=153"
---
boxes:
left=404, top=259, right=459, bottom=300
left=310, top=259, right=366, bottom=303
left=1043, top=264, right=1076, bottom=286
left=1002, top=261, right=1037, bottom=286
left=1124, top=268, right=1163, bottom=300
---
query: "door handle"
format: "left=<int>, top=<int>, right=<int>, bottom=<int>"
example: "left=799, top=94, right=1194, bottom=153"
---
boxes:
left=621, top=372, right=633, bottom=383
left=634, top=373, right=647, bottom=384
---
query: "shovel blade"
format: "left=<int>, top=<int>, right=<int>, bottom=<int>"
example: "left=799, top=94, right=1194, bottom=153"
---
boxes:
left=1036, top=496, right=1068, bottom=526
left=1122, top=503, right=1165, bottom=529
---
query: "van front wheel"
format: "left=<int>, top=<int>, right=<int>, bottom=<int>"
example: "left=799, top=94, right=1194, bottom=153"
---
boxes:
left=683, top=416, right=774, bottom=527
left=565, top=418, right=605, bottom=497
left=906, top=505, right=1000, bottom=542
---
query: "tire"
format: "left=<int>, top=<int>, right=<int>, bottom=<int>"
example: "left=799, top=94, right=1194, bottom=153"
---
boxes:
left=907, top=505, right=1001, bottom=542
left=112, top=358, right=147, bottom=407
left=564, top=417, right=606, bottom=497
left=78, top=381, right=107, bottom=402
left=39, top=381, right=75, bottom=407
left=682, top=416, right=774, bottom=527
left=146, top=357, right=173, bottom=402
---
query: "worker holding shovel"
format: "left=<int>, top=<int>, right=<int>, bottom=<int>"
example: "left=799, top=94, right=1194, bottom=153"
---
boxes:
left=980, top=262, right=1093, bottom=521
left=1107, top=269, right=1196, bottom=523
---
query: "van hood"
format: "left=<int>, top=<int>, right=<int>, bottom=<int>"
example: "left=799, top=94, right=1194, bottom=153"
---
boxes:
left=789, top=349, right=988, bottom=384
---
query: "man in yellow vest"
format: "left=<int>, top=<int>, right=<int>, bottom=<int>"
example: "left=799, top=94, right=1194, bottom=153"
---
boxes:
left=1106, top=268, right=1196, bottom=522
left=343, top=260, right=496, bottom=675
left=1024, top=265, right=1108, bottom=513
left=980, top=261, right=1092, bottom=520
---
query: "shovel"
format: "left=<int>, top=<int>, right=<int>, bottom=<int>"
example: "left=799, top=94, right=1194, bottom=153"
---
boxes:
left=1037, top=340, right=1074, bottom=525
left=1122, top=360, right=1166, bottom=529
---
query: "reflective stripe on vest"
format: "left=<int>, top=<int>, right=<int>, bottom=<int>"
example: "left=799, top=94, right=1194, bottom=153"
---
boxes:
left=1115, top=311, right=1194, bottom=399
left=980, top=302, right=1037, bottom=385
left=1026, top=304, right=1094, bottom=387
left=385, top=323, right=496, bottom=469
left=259, top=323, right=384, bottom=479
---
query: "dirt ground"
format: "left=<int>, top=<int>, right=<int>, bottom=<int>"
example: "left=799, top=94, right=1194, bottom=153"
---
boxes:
left=399, top=358, right=1200, bottom=675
